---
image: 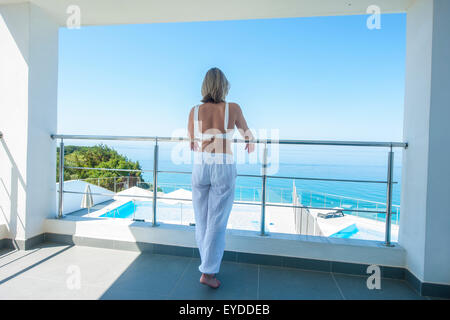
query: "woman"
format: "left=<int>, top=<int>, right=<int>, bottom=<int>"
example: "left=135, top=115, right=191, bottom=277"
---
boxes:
left=188, top=68, right=254, bottom=288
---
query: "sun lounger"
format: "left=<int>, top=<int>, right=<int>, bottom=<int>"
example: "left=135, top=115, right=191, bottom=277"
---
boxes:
left=317, top=207, right=345, bottom=219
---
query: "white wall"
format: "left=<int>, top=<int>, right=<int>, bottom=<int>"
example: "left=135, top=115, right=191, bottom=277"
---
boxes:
left=0, top=3, right=59, bottom=240
left=399, top=0, right=433, bottom=284
left=0, top=3, right=32, bottom=241
left=59, top=180, right=114, bottom=215
left=0, top=0, right=415, bottom=26
left=423, top=0, right=450, bottom=285
left=400, top=0, right=450, bottom=285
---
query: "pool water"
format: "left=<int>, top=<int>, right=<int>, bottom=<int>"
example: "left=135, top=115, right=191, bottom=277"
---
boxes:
left=100, top=201, right=137, bottom=219
left=330, top=224, right=359, bottom=238
left=100, top=201, right=185, bottom=220
left=101, top=201, right=395, bottom=242
left=329, top=223, right=395, bottom=241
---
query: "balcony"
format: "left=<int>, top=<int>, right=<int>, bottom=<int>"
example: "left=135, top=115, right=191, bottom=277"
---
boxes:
left=1, top=0, right=450, bottom=301
left=2, top=134, right=426, bottom=300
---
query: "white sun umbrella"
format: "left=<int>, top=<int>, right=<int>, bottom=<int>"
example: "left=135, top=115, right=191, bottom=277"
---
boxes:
left=81, top=184, right=94, bottom=214
left=113, top=186, right=159, bottom=219
left=159, top=188, right=192, bottom=224
left=159, top=188, right=192, bottom=205
left=113, top=186, right=155, bottom=202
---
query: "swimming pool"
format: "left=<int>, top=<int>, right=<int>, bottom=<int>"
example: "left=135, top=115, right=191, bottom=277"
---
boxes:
left=100, top=201, right=397, bottom=242
left=100, top=201, right=178, bottom=220
left=330, top=224, right=360, bottom=238
left=329, top=223, right=397, bottom=241
left=100, top=201, right=138, bottom=219
left=99, top=200, right=263, bottom=230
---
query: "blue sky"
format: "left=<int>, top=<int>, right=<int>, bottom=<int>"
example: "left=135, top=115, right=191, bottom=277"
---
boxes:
left=57, top=13, right=406, bottom=141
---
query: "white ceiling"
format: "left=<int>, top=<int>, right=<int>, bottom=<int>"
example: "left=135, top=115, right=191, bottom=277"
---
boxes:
left=1, top=0, right=415, bottom=26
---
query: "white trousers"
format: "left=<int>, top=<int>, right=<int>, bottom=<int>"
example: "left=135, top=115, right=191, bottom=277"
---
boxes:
left=192, top=153, right=236, bottom=274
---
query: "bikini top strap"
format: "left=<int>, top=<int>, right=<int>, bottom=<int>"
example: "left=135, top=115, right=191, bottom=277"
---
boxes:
left=224, top=102, right=229, bottom=132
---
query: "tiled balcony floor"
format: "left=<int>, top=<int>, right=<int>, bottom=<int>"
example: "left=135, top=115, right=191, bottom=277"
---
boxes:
left=0, top=242, right=429, bottom=300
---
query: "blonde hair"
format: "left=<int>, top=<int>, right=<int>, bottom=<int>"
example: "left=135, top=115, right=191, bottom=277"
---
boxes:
left=201, top=68, right=230, bottom=103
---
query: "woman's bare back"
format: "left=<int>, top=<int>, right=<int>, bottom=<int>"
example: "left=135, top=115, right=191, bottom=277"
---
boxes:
left=188, top=102, right=254, bottom=154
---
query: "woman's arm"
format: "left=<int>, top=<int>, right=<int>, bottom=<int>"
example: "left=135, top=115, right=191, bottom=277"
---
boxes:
left=188, top=107, right=198, bottom=151
left=234, top=103, right=255, bottom=153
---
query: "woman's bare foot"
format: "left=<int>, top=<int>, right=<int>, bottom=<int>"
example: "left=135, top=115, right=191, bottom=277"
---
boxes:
left=200, top=273, right=221, bottom=289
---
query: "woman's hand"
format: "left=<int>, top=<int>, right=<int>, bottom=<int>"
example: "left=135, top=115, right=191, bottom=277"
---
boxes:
left=190, top=141, right=199, bottom=151
left=245, top=143, right=255, bottom=154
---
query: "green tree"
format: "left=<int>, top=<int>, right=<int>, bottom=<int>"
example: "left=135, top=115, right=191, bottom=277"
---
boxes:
left=56, top=144, right=158, bottom=192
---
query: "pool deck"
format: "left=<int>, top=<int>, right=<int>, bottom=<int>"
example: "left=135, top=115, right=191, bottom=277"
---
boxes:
left=0, top=242, right=433, bottom=300
left=68, top=200, right=398, bottom=241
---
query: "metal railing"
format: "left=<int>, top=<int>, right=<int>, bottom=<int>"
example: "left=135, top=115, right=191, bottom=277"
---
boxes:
left=51, top=134, right=407, bottom=246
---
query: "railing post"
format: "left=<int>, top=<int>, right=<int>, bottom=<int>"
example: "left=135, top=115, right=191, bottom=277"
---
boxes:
left=260, top=143, right=268, bottom=236
left=152, top=138, right=159, bottom=226
left=58, top=140, right=64, bottom=219
left=384, top=147, right=395, bottom=246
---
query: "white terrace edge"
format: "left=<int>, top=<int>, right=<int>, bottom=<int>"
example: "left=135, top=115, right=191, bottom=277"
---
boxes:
left=43, top=217, right=406, bottom=268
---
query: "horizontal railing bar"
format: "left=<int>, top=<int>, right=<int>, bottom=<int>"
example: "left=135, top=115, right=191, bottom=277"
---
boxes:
left=235, top=173, right=262, bottom=178
left=159, top=171, right=263, bottom=179
left=64, top=166, right=148, bottom=173
left=69, top=179, right=401, bottom=208
left=157, top=170, right=191, bottom=175
left=297, top=188, right=401, bottom=207
left=60, top=190, right=389, bottom=214
left=62, top=190, right=153, bottom=200
left=63, top=167, right=397, bottom=184
left=266, top=174, right=396, bottom=184
left=51, top=134, right=407, bottom=148
left=264, top=203, right=387, bottom=214
left=71, top=176, right=401, bottom=208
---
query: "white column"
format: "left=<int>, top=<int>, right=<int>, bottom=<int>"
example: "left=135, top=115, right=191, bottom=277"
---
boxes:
left=0, top=3, right=59, bottom=244
left=401, top=0, right=450, bottom=285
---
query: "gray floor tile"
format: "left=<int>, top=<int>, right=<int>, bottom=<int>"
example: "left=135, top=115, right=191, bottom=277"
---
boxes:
left=170, top=258, right=258, bottom=300
left=4, top=245, right=139, bottom=288
left=0, top=274, right=105, bottom=300
left=237, top=252, right=283, bottom=267
left=333, top=274, right=425, bottom=300
left=258, top=266, right=343, bottom=300
left=0, top=242, right=442, bottom=300
left=101, top=253, right=191, bottom=297
left=100, top=288, right=167, bottom=300
left=0, top=244, right=73, bottom=280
